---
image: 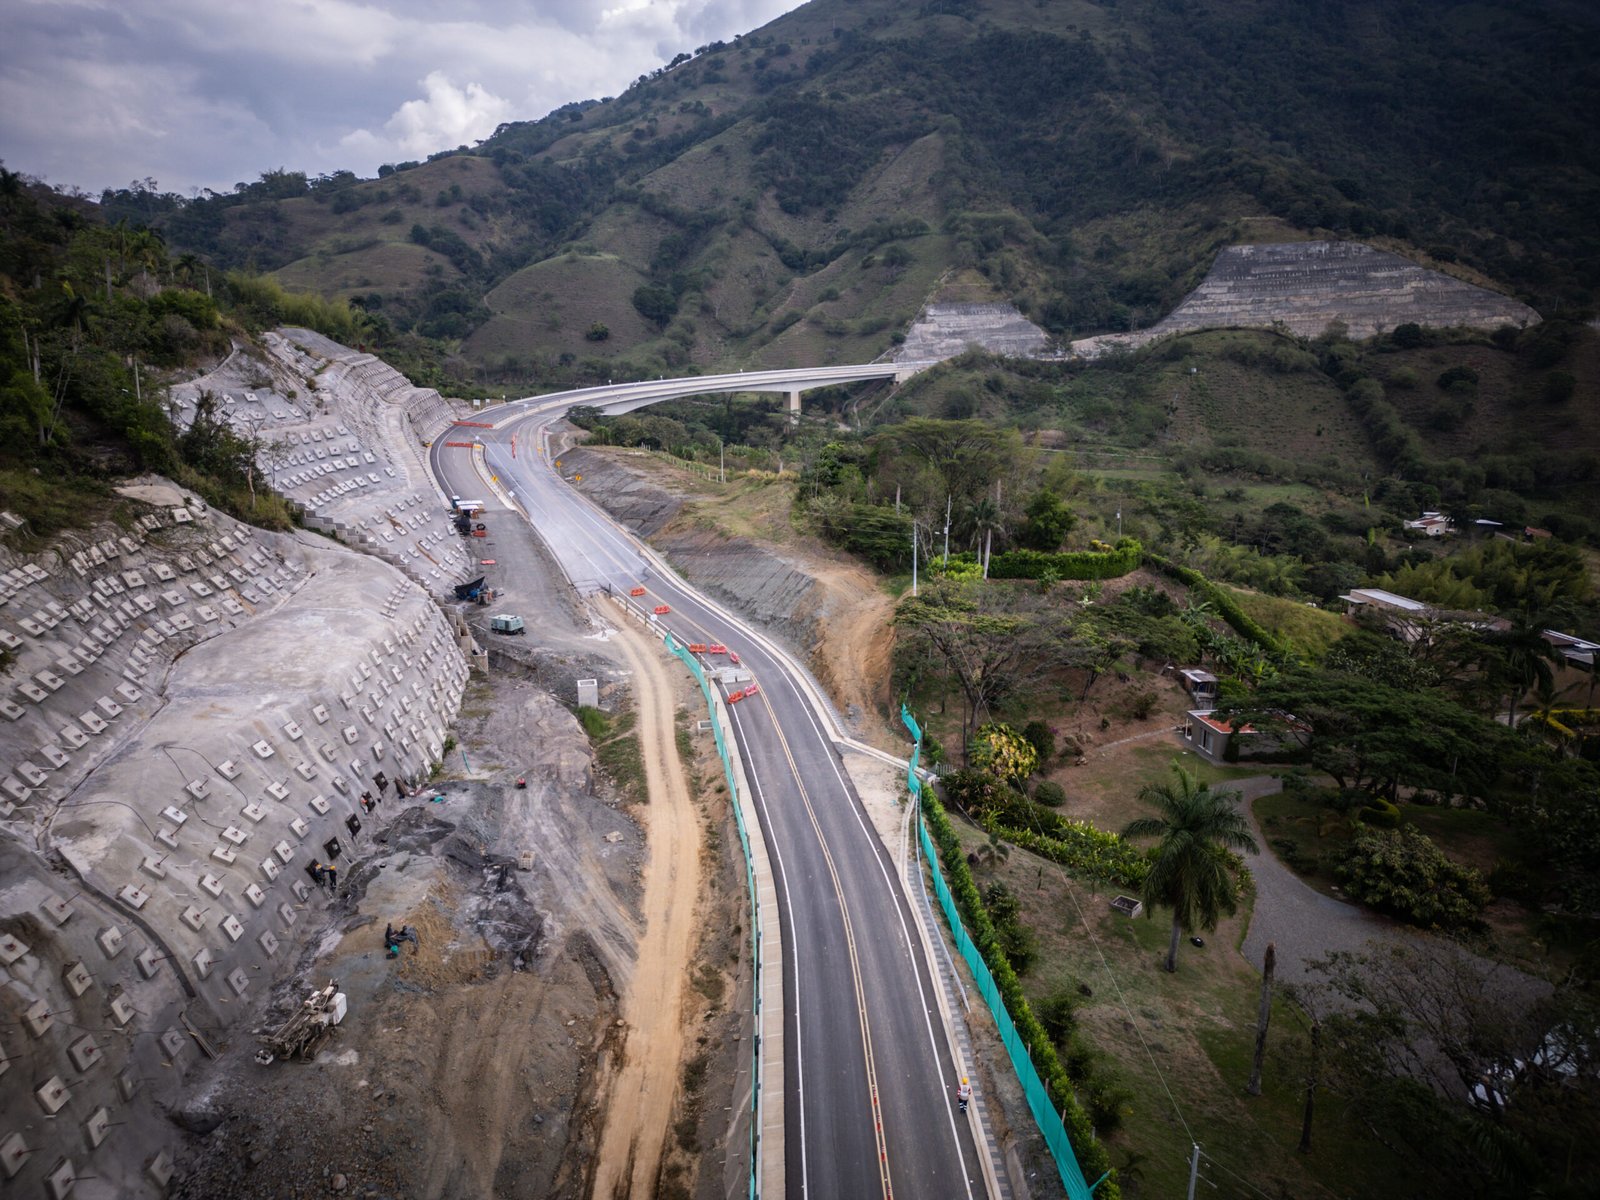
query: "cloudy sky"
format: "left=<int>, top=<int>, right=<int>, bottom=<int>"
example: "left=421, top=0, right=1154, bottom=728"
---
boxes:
left=0, top=0, right=802, bottom=198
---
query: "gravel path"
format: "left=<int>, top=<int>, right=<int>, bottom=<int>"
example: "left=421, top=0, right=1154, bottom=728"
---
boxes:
left=1228, top=776, right=1406, bottom=986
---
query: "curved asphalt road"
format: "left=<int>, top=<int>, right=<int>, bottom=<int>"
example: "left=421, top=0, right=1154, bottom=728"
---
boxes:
left=428, top=373, right=982, bottom=1199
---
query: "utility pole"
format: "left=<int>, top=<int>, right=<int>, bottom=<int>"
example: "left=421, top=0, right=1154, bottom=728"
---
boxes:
left=1186, top=1143, right=1201, bottom=1200
left=911, top=520, right=918, bottom=597
left=942, top=495, right=951, bottom=565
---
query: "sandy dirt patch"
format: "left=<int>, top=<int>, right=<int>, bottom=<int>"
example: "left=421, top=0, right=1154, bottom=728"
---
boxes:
left=590, top=601, right=704, bottom=1198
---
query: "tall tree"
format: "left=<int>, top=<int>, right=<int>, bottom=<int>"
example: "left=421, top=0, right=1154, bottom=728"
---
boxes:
left=895, top=580, right=1061, bottom=760
left=1246, top=942, right=1276, bottom=1096
left=1122, top=767, right=1258, bottom=972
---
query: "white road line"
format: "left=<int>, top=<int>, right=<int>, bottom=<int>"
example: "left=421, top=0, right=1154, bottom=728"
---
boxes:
left=778, top=668, right=976, bottom=1198
left=728, top=700, right=810, bottom=1200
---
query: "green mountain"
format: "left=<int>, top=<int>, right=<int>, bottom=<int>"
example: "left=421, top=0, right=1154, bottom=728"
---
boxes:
left=103, top=0, right=1599, bottom=385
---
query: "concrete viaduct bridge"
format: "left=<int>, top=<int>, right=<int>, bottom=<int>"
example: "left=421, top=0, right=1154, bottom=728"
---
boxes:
left=527, top=361, right=935, bottom=422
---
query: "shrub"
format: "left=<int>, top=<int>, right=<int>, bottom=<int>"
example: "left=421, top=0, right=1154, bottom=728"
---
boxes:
left=920, top=791, right=1121, bottom=1198
left=1357, top=796, right=1402, bottom=828
left=1037, top=989, right=1080, bottom=1045
left=1033, top=780, right=1068, bottom=807
left=1335, top=825, right=1490, bottom=930
left=1022, top=719, right=1056, bottom=763
left=989, top=538, right=1143, bottom=581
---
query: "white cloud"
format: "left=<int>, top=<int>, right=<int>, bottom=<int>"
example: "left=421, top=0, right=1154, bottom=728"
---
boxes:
left=0, top=0, right=803, bottom=195
left=341, top=72, right=513, bottom=163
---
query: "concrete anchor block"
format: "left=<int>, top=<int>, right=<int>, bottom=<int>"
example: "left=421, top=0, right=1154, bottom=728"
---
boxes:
left=258, top=930, right=279, bottom=955
left=118, top=885, right=150, bottom=910
left=220, top=915, right=244, bottom=942
left=141, top=856, right=168, bottom=880
left=96, top=926, right=124, bottom=958
left=109, top=994, right=136, bottom=1026
left=24, top=999, right=53, bottom=1037
left=36, top=1075, right=70, bottom=1114
left=66, top=1033, right=101, bottom=1072
left=62, top=961, right=93, bottom=997
left=180, top=906, right=206, bottom=931
left=260, top=858, right=280, bottom=881
left=41, top=894, right=73, bottom=924
left=192, top=947, right=214, bottom=978
left=43, top=1157, right=75, bottom=1200
left=85, top=1106, right=111, bottom=1149
left=159, top=1029, right=186, bottom=1058
left=277, top=902, right=296, bottom=928
left=244, top=883, right=265, bottom=908
left=0, top=1131, right=29, bottom=1178
left=135, top=947, right=161, bottom=978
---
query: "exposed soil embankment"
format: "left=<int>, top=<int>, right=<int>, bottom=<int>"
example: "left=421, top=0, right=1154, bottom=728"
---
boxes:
left=560, top=445, right=897, bottom=745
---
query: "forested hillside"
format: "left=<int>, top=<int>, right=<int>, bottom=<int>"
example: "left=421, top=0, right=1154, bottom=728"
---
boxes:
left=95, top=0, right=1599, bottom=387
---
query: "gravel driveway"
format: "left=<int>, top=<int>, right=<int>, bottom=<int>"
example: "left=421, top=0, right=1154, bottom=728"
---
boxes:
left=1228, top=776, right=1406, bottom=986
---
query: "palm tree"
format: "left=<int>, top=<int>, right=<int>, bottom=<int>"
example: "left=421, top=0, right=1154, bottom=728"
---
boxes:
left=1123, top=766, right=1258, bottom=972
left=1486, top=622, right=1562, bottom=725
left=966, top=495, right=1005, bottom=578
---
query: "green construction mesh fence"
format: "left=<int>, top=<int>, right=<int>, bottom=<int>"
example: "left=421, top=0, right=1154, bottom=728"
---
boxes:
left=665, top=633, right=763, bottom=1199
left=903, top=704, right=1096, bottom=1200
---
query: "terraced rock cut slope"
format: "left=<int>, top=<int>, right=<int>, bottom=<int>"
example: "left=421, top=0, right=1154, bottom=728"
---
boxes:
left=1073, top=241, right=1542, bottom=356
left=895, top=302, right=1052, bottom=362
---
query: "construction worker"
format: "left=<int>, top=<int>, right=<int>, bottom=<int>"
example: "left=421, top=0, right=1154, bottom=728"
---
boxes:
left=384, top=924, right=401, bottom=959
left=956, top=1077, right=972, bottom=1113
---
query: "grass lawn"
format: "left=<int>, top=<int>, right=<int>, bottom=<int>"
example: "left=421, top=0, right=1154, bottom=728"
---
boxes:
left=955, top=816, right=1428, bottom=1200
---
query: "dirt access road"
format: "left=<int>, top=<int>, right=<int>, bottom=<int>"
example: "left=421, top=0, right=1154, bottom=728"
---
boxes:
left=590, top=600, right=704, bottom=1198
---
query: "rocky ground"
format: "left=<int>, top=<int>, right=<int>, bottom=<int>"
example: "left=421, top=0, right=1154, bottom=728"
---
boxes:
left=155, top=365, right=757, bottom=1198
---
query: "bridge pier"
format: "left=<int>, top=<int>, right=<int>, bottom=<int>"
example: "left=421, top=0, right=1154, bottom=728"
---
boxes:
left=787, top=389, right=802, bottom=424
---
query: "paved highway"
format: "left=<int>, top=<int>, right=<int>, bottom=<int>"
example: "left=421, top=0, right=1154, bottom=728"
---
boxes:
left=429, top=372, right=984, bottom=1199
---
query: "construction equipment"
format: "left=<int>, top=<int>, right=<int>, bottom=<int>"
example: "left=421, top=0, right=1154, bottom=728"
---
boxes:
left=258, top=980, right=347, bottom=1063
left=454, top=576, right=488, bottom=602
left=490, top=614, right=525, bottom=635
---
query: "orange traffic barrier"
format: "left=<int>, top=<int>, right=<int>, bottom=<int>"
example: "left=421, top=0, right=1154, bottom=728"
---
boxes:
left=726, top=690, right=744, bottom=705
left=653, top=605, right=671, bottom=615
left=629, top=587, right=646, bottom=597
left=471, top=530, right=488, bottom=538
left=688, top=643, right=707, bottom=653
left=708, top=643, right=727, bottom=655
left=742, top=683, right=760, bottom=699
left=444, top=441, right=475, bottom=448
left=729, top=651, right=741, bottom=666
left=453, top=420, right=495, bottom=428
